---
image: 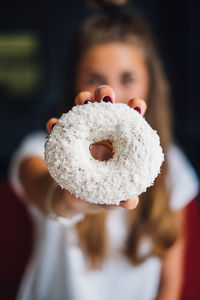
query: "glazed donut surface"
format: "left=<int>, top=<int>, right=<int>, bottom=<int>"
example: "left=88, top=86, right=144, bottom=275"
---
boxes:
left=45, top=102, right=164, bottom=205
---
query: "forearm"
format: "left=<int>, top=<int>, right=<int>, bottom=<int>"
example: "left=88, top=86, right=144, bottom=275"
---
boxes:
left=19, top=156, right=74, bottom=217
left=19, top=156, right=54, bottom=214
left=155, top=281, right=182, bottom=300
left=155, top=208, right=186, bottom=300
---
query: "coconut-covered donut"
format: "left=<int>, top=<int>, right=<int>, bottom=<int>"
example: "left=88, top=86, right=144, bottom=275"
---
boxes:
left=45, top=102, right=164, bottom=205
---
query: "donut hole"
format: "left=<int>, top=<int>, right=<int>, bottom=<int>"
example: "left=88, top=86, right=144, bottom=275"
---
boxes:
left=89, top=140, right=114, bottom=161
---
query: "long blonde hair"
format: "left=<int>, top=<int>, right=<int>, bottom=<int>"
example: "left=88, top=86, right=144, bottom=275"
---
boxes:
left=63, top=5, right=178, bottom=268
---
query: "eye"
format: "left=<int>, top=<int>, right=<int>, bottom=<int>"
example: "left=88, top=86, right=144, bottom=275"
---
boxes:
left=121, top=72, right=134, bottom=85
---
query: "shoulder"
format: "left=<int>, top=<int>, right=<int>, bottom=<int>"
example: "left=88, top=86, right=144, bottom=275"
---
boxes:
left=166, top=144, right=199, bottom=210
left=16, top=131, right=47, bottom=155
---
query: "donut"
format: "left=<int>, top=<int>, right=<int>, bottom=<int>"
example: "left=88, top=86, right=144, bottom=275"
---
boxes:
left=44, top=102, right=164, bottom=205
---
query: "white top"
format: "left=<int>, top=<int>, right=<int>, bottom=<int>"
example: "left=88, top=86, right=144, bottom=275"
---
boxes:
left=9, top=131, right=199, bottom=300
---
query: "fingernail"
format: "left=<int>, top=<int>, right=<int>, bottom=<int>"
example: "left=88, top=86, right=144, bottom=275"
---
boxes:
left=98, top=85, right=109, bottom=89
left=84, top=100, right=92, bottom=104
left=134, top=107, right=141, bottom=114
left=102, top=96, right=113, bottom=103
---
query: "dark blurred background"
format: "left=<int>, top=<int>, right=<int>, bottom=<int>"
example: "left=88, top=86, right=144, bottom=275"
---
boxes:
left=0, top=0, right=200, bottom=180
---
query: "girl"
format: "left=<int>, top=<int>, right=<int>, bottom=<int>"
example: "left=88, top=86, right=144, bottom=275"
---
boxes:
left=9, top=1, right=199, bottom=299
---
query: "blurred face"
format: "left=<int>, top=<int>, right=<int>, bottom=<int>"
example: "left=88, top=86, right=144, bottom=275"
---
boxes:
left=76, top=42, right=149, bottom=103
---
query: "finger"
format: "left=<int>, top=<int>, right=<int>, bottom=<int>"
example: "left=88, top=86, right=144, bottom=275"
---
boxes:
left=64, top=190, right=88, bottom=208
left=75, top=91, right=93, bottom=106
left=128, top=98, right=147, bottom=116
left=94, top=85, right=116, bottom=103
left=46, top=118, right=58, bottom=133
left=119, top=196, right=139, bottom=210
left=64, top=190, right=117, bottom=215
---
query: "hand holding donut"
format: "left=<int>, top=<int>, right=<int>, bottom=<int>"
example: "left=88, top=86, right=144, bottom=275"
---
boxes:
left=46, top=86, right=148, bottom=217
